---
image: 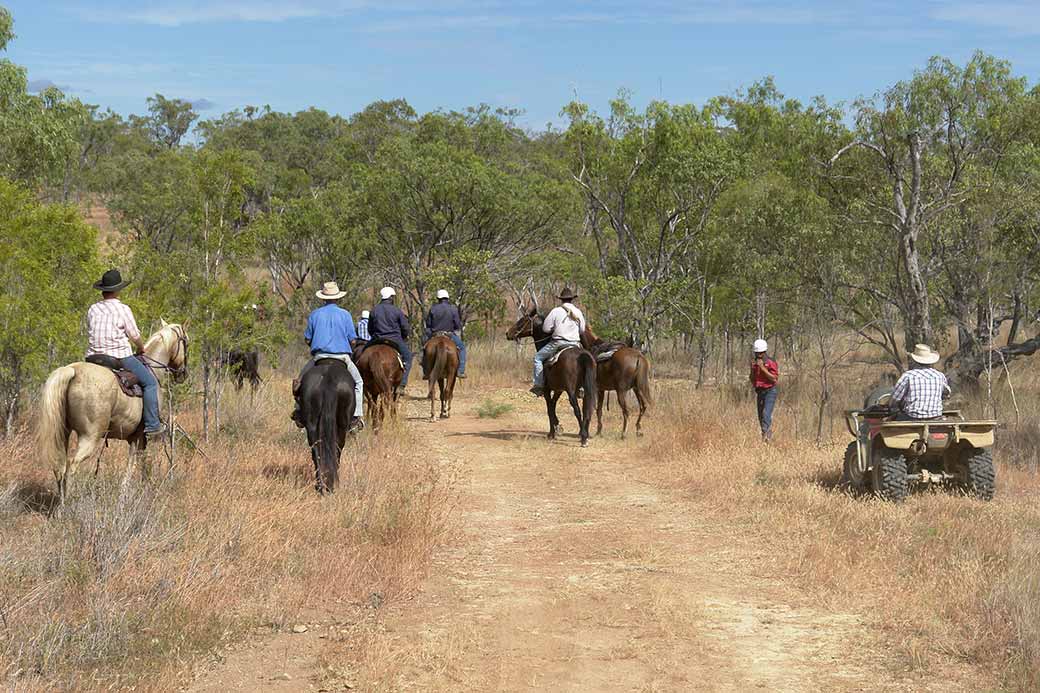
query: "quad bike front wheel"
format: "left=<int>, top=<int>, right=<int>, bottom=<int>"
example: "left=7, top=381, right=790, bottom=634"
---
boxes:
left=872, top=443, right=909, bottom=502
left=840, top=441, right=868, bottom=493
left=955, top=447, right=996, bottom=501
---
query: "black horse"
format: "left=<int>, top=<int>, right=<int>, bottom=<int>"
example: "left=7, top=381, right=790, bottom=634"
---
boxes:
left=506, top=308, right=598, bottom=447
left=298, top=359, right=356, bottom=493
left=221, top=349, right=261, bottom=390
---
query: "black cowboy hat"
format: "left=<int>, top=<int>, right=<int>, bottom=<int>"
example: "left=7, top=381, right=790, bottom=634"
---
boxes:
left=558, top=287, right=578, bottom=301
left=94, top=269, right=130, bottom=292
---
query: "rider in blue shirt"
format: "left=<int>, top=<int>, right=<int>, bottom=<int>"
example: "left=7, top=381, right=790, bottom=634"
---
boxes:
left=291, top=282, right=365, bottom=431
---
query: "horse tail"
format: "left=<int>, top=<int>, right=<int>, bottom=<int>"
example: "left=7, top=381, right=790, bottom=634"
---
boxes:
left=431, top=341, right=449, bottom=384
left=636, top=355, right=652, bottom=407
left=319, top=385, right=341, bottom=491
left=38, top=366, right=75, bottom=479
left=580, top=351, right=597, bottom=427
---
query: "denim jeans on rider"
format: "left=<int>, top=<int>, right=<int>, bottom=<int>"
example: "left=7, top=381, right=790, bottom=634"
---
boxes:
left=756, top=386, right=777, bottom=440
left=532, top=340, right=580, bottom=388
left=121, top=355, right=161, bottom=431
left=384, top=337, right=414, bottom=387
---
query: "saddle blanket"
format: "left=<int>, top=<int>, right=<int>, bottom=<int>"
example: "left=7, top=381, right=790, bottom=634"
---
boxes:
left=546, top=345, right=578, bottom=368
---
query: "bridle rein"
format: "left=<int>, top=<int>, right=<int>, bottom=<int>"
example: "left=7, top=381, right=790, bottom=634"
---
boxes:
left=139, top=325, right=189, bottom=379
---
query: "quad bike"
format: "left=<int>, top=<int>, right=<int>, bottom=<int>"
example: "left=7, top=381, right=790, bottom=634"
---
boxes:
left=841, top=389, right=997, bottom=502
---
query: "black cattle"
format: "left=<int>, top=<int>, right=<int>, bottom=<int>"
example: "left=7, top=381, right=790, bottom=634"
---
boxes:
left=221, top=349, right=261, bottom=390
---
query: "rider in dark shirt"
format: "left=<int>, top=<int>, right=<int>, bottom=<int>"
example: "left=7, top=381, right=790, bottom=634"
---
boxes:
left=423, top=289, right=466, bottom=379
left=369, top=286, right=414, bottom=387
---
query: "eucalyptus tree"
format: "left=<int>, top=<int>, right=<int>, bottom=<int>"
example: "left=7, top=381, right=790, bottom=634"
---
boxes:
left=825, top=52, right=1027, bottom=362
left=563, top=94, right=741, bottom=347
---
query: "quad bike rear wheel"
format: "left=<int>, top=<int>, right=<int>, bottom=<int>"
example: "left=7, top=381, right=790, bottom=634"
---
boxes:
left=840, top=441, right=868, bottom=493
left=955, top=447, right=995, bottom=501
left=872, top=443, right=909, bottom=502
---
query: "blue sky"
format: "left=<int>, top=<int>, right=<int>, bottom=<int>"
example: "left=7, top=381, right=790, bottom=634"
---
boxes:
left=4, top=1, right=1040, bottom=128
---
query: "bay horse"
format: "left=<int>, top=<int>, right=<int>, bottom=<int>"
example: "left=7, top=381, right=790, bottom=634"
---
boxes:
left=297, top=358, right=356, bottom=493
left=37, top=321, right=189, bottom=502
left=356, top=341, right=404, bottom=431
left=582, top=327, right=651, bottom=437
left=422, top=333, right=459, bottom=420
left=506, top=308, right=597, bottom=447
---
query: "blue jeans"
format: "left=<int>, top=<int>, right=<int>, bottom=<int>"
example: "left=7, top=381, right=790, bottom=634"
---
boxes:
left=533, top=340, right=579, bottom=387
left=426, top=332, right=467, bottom=375
left=381, top=337, right=413, bottom=386
left=756, top=386, right=777, bottom=439
left=121, top=355, right=161, bottom=431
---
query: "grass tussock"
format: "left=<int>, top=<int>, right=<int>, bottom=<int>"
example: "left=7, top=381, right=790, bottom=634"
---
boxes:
left=0, top=377, right=455, bottom=691
left=475, top=399, right=515, bottom=419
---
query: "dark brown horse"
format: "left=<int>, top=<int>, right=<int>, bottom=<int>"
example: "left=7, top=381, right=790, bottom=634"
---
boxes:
left=506, top=308, right=597, bottom=447
left=356, top=341, right=404, bottom=431
left=298, top=359, right=355, bottom=493
left=582, top=327, right=651, bottom=437
left=422, top=333, right=459, bottom=420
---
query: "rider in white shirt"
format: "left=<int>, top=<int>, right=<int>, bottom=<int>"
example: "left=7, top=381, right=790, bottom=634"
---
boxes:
left=530, top=287, right=586, bottom=396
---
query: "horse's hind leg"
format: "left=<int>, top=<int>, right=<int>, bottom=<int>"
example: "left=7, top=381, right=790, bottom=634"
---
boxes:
left=566, top=390, right=586, bottom=446
left=546, top=392, right=560, bottom=440
left=633, top=386, right=648, bottom=436
left=596, top=391, right=604, bottom=436
left=617, top=389, right=630, bottom=439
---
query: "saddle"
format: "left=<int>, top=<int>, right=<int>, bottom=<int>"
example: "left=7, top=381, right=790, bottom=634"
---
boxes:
left=546, top=345, right=579, bottom=368
left=364, top=338, right=406, bottom=371
left=85, top=354, right=145, bottom=398
left=430, top=331, right=454, bottom=340
left=591, top=341, right=628, bottom=363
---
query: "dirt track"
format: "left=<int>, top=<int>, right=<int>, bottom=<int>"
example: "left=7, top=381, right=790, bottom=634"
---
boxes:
left=184, top=386, right=976, bottom=692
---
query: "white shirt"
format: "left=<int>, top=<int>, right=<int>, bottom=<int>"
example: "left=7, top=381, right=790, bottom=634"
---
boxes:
left=542, top=303, right=586, bottom=343
left=86, top=299, right=141, bottom=359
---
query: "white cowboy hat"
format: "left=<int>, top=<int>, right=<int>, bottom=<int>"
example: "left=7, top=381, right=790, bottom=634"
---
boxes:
left=753, top=338, right=768, bottom=353
left=316, top=281, right=346, bottom=300
left=380, top=286, right=396, bottom=300
left=909, top=343, right=940, bottom=365
left=360, top=310, right=370, bottom=319
left=436, top=289, right=449, bottom=299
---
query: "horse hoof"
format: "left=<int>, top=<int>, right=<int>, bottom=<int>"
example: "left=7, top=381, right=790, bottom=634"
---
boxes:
left=581, top=441, right=589, bottom=448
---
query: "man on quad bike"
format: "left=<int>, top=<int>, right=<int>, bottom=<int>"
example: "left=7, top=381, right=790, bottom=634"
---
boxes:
left=889, top=344, right=951, bottom=421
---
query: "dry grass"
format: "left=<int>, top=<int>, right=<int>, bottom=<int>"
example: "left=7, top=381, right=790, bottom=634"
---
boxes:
left=632, top=348, right=1040, bottom=691
left=0, top=375, right=455, bottom=691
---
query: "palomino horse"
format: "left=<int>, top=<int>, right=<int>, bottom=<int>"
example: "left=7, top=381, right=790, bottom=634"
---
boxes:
left=422, top=333, right=459, bottom=420
left=506, top=309, right=597, bottom=447
left=37, top=321, right=189, bottom=501
left=298, top=359, right=356, bottom=494
left=582, top=327, right=651, bottom=437
left=356, top=341, right=404, bottom=431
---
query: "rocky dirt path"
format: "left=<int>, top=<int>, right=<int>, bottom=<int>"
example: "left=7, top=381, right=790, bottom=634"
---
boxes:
left=184, top=388, right=974, bottom=692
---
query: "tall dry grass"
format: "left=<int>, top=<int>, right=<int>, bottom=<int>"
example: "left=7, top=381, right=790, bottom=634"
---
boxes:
left=0, top=375, right=455, bottom=691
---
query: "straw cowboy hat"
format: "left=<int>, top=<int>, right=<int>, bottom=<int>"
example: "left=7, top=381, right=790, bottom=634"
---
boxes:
left=94, top=269, right=130, bottom=292
left=908, top=343, right=940, bottom=365
left=558, top=287, right=578, bottom=302
left=315, top=281, right=346, bottom=300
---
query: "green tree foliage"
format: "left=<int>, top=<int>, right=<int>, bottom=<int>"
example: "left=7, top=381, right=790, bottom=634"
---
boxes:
left=0, top=179, right=98, bottom=434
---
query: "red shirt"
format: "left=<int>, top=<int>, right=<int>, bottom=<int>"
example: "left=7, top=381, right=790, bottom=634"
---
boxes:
left=750, top=357, right=778, bottom=389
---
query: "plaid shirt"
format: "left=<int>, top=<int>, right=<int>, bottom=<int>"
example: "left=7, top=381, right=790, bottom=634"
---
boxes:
left=356, top=317, right=370, bottom=341
left=85, top=299, right=141, bottom=359
left=891, top=367, right=951, bottom=419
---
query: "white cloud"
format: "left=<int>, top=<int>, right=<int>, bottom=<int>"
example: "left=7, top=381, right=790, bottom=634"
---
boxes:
left=931, top=2, right=1040, bottom=35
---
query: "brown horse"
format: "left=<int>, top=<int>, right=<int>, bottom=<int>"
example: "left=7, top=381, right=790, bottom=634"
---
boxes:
left=422, top=333, right=459, bottom=420
left=582, top=327, right=651, bottom=437
left=506, top=309, right=597, bottom=447
left=356, top=341, right=404, bottom=431
left=37, top=321, right=189, bottom=501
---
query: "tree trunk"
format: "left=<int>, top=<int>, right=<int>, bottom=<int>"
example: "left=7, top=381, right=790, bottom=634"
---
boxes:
left=202, top=358, right=211, bottom=443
